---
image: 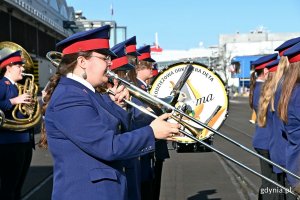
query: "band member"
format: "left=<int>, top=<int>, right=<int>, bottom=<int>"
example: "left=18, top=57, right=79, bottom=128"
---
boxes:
left=108, top=38, right=141, bottom=200
left=257, top=59, right=285, bottom=199
left=270, top=38, right=300, bottom=200
left=137, top=45, right=170, bottom=200
left=124, top=36, right=140, bottom=85
left=110, top=40, right=135, bottom=78
left=0, top=50, right=33, bottom=200
left=136, top=45, right=155, bottom=200
left=278, top=42, right=300, bottom=194
left=39, top=25, right=180, bottom=200
left=268, top=38, right=300, bottom=200
left=136, top=45, right=156, bottom=92
left=249, top=53, right=278, bottom=199
left=272, top=58, right=297, bottom=200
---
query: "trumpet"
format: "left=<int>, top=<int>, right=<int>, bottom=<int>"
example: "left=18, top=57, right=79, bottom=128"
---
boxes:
left=46, top=51, right=300, bottom=198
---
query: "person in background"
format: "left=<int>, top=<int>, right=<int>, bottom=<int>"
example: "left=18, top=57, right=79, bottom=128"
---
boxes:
left=249, top=53, right=278, bottom=200
left=278, top=42, right=300, bottom=195
left=110, top=41, right=135, bottom=79
left=136, top=45, right=155, bottom=92
left=39, top=25, right=180, bottom=200
left=0, top=50, right=33, bottom=200
left=257, top=58, right=285, bottom=199
left=266, top=37, right=300, bottom=200
left=125, top=36, right=140, bottom=86
left=107, top=38, right=141, bottom=200
left=136, top=45, right=170, bottom=200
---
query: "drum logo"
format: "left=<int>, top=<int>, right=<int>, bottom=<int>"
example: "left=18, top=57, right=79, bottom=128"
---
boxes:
left=196, top=94, right=215, bottom=105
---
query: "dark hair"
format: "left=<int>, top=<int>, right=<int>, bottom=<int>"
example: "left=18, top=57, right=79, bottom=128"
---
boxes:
left=0, top=65, right=9, bottom=77
left=39, top=51, right=93, bottom=148
left=126, top=68, right=138, bottom=85
left=249, top=68, right=263, bottom=109
left=125, top=55, right=138, bottom=85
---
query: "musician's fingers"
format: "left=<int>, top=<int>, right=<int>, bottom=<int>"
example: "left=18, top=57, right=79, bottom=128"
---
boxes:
left=108, top=78, right=118, bottom=92
left=115, top=85, right=125, bottom=93
left=158, top=113, right=172, bottom=120
left=113, top=79, right=119, bottom=87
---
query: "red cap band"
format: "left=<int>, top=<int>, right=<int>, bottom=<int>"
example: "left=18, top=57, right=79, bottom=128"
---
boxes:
left=138, top=53, right=151, bottom=61
left=152, top=69, right=158, bottom=76
left=269, top=66, right=278, bottom=72
left=279, top=48, right=289, bottom=57
left=110, top=56, right=129, bottom=70
left=62, top=38, right=109, bottom=54
left=289, top=53, right=300, bottom=63
left=255, top=60, right=275, bottom=70
left=0, top=56, right=23, bottom=68
left=126, top=45, right=136, bottom=54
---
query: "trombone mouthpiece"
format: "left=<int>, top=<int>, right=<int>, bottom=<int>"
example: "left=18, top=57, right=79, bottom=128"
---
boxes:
left=106, top=70, right=119, bottom=79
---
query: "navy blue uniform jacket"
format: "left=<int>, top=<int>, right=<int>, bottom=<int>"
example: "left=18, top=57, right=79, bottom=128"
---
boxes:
left=136, top=79, right=169, bottom=161
left=270, top=84, right=288, bottom=173
left=283, top=84, right=300, bottom=187
left=0, top=77, right=30, bottom=143
left=45, top=77, right=155, bottom=200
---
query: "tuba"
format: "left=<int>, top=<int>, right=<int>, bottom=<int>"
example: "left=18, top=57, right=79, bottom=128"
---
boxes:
left=0, top=41, right=41, bottom=131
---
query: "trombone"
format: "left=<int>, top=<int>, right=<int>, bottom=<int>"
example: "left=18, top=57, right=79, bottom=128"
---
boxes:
left=106, top=71, right=300, bottom=198
left=46, top=51, right=300, bottom=198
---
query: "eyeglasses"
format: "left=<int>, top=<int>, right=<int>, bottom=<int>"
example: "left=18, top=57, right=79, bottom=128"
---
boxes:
left=89, top=55, right=111, bottom=63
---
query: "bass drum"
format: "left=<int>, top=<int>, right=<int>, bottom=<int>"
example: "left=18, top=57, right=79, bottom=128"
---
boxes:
left=150, top=61, right=229, bottom=144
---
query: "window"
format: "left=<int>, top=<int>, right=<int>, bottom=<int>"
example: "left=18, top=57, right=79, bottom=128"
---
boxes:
left=60, top=5, right=68, bottom=18
left=49, top=0, right=59, bottom=11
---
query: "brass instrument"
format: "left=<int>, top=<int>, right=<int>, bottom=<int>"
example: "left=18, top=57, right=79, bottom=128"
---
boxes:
left=0, top=42, right=41, bottom=131
left=46, top=51, right=62, bottom=67
left=45, top=51, right=300, bottom=198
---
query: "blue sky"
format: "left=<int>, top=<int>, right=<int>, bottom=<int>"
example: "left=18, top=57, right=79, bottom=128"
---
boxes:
left=66, top=0, right=300, bottom=50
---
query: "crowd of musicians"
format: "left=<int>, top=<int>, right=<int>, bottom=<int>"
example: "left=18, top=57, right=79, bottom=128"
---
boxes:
left=1, top=23, right=300, bottom=200
left=249, top=36, right=300, bottom=200
left=0, top=25, right=177, bottom=200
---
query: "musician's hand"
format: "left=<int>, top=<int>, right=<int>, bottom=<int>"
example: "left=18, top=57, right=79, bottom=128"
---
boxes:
left=107, top=79, right=130, bottom=107
left=150, top=113, right=181, bottom=141
left=10, top=93, right=31, bottom=105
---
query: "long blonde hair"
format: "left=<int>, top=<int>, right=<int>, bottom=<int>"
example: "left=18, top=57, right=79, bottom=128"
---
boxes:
left=257, top=57, right=289, bottom=127
left=278, top=61, right=300, bottom=123
left=270, top=57, right=289, bottom=111
left=257, top=72, right=275, bottom=127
